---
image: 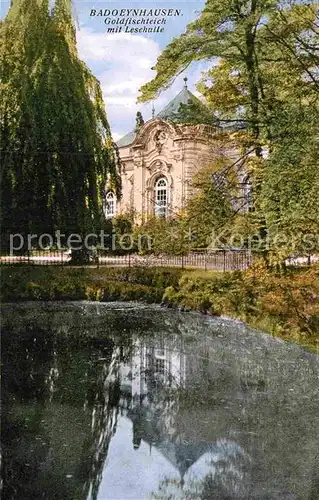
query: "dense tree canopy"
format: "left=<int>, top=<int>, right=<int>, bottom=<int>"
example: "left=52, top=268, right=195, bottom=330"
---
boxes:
left=0, top=0, right=118, bottom=251
left=138, top=0, right=318, bottom=131
left=138, top=0, right=319, bottom=258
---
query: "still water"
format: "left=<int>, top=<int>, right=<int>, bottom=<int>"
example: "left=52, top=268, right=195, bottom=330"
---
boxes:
left=2, top=302, right=319, bottom=500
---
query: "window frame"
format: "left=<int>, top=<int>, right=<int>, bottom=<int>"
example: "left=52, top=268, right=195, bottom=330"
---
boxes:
left=154, top=176, right=169, bottom=218
left=104, top=191, right=116, bottom=218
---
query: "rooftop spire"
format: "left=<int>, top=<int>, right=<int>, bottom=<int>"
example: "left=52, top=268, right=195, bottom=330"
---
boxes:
left=183, top=77, right=188, bottom=89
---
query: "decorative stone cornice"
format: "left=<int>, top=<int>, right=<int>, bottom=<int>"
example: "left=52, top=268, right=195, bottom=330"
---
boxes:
left=146, top=159, right=172, bottom=175
left=130, top=118, right=176, bottom=148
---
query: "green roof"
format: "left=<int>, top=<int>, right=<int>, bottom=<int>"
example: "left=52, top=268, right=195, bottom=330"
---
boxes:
left=116, top=86, right=207, bottom=148
left=156, top=87, right=205, bottom=120
left=116, top=130, right=136, bottom=148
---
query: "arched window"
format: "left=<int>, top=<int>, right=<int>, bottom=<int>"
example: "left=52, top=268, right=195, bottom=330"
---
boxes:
left=154, top=177, right=168, bottom=217
left=104, top=192, right=116, bottom=218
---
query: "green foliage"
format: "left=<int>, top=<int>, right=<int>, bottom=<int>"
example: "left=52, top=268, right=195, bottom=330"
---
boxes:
left=89, top=266, right=182, bottom=288
left=260, top=102, right=319, bottom=259
left=110, top=212, right=136, bottom=254
left=85, top=281, right=162, bottom=303
left=163, top=262, right=319, bottom=344
left=0, top=0, right=118, bottom=249
left=139, top=0, right=318, bottom=125
left=133, top=216, right=192, bottom=255
left=169, top=98, right=216, bottom=125
left=0, top=266, right=183, bottom=302
left=1, top=263, right=317, bottom=345
left=185, top=163, right=235, bottom=248
left=110, top=266, right=182, bottom=288
left=138, top=0, right=319, bottom=259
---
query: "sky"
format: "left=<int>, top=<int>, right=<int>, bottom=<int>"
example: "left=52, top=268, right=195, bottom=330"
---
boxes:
left=96, top=415, right=225, bottom=499
left=0, top=0, right=210, bottom=141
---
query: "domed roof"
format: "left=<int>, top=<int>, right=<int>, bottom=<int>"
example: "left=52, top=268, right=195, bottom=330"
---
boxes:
left=156, top=86, right=206, bottom=121
left=116, top=80, right=208, bottom=148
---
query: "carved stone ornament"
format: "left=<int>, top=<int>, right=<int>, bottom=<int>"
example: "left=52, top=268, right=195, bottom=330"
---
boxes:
left=154, top=130, right=167, bottom=153
left=133, top=150, right=143, bottom=167
left=173, top=151, right=183, bottom=161
left=147, top=159, right=171, bottom=175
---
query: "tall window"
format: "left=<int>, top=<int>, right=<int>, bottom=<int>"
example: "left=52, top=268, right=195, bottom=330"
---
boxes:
left=154, top=177, right=168, bottom=217
left=105, top=192, right=116, bottom=218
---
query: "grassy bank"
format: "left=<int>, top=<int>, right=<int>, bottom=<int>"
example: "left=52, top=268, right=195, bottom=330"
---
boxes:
left=163, top=262, right=319, bottom=350
left=0, top=266, right=182, bottom=304
left=1, top=263, right=318, bottom=350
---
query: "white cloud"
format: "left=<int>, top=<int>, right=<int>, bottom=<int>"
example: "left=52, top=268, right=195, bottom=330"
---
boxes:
left=76, top=28, right=161, bottom=137
left=77, top=29, right=160, bottom=64
left=111, top=131, right=124, bottom=142
left=76, top=28, right=214, bottom=139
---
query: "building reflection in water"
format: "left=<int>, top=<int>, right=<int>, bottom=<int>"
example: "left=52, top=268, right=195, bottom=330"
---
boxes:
left=121, top=335, right=188, bottom=455
left=97, top=334, right=248, bottom=500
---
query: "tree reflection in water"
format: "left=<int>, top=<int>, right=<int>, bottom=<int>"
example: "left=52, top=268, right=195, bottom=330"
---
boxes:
left=2, top=304, right=138, bottom=499
left=2, top=303, right=319, bottom=500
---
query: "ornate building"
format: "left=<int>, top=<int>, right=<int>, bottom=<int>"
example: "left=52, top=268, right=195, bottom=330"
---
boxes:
left=105, top=80, right=238, bottom=220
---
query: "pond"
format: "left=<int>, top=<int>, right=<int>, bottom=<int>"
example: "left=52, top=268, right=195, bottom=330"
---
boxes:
left=2, top=302, right=319, bottom=499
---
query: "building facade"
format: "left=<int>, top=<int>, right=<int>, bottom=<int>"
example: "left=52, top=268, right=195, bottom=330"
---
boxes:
left=105, top=83, right=236, bottom=220
left=105, top=81, right=250, bottom=221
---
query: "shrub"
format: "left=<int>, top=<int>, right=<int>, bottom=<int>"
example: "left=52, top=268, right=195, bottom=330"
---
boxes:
left=0, top=266, right=173, bottom=304
left=163, top=263, right=319, bottom=344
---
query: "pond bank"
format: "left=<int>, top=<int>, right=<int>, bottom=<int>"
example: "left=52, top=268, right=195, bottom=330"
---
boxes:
left=1, top=264, right=318, bottom=351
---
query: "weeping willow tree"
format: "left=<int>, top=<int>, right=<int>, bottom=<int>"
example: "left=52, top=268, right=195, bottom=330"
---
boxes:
left=0, top=0, right=119, bottom=256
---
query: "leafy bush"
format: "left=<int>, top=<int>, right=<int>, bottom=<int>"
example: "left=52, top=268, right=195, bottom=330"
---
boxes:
left=0, top=266, right=179, bottom=304
left=96, top=266, right=182, bottom=288
left=1, top=263, right=318, bottom=347
left=163, top=262, right=319, bottom=345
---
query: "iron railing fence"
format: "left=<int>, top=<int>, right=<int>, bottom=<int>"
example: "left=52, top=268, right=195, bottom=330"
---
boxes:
left=0, top=249, right=253, bottom=271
